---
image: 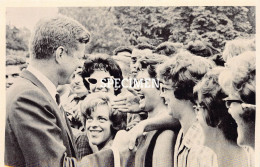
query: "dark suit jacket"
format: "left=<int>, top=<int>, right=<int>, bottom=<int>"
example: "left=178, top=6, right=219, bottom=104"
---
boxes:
left=5, top=70, right=114, bottom=167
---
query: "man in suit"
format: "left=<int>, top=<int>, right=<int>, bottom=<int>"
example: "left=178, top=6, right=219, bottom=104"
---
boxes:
left=5, top=15, right=131, bottom=167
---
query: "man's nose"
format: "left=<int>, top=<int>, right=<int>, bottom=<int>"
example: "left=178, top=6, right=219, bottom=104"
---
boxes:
left=7, top=77, right=14, bottom=84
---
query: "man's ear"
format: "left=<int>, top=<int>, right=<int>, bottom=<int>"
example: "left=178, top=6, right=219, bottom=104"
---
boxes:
left=55, top=46, right=65, bottom=64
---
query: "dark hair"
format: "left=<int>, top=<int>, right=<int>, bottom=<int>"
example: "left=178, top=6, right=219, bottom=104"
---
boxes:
left=81, top=93, right=127, bottom=136
left=154, top=42, right=183, bottom=56
left=146, top=65, right=160, bottom=90
left=113, top=46, right=132, bottom=55
left=30, top=15, right=90, bottom=60
left=186, top=40, right=220, bottom=58
left=158, top=51, right=215, bottom=104
left=136, top=44, right=156, bottom=51
left=194, top=67, right=238, bottom=142
left=82, top=54, right=123, bottom=95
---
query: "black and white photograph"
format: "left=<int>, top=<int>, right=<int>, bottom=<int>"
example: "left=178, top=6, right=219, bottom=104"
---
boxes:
left=2, top=2, right=257, bottom=167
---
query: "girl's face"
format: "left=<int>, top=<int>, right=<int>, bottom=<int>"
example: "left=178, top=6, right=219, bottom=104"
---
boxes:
left=86, top=105, right=113, bottom=149
left=159, top=80, right=183, bottom=119
left=87, top=70, right=115, bottom=95
left=135, top=70, right=161, bottom=112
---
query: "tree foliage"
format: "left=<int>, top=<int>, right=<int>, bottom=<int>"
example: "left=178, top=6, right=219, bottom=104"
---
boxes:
left=6, top=6, right=255, bottom=56
left=59, top=7, right=129, bottom=54
left=114, top=6, right=255, bottom=51
left=6, top=25, right=30, bottom=51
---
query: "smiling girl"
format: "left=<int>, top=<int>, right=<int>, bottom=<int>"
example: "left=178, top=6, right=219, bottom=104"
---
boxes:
left=80, top=92, right=127, bottom=151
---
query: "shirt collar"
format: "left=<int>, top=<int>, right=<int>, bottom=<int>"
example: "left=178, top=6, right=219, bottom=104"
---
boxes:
left=27, top=65, right=57, bottom=101
left=178, top=121, right=204, bottom=150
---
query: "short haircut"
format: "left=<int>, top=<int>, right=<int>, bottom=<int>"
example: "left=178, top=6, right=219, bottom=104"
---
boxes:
left=139, top=53, right=168, bottom=69
left=225, top=51, right=255, bottom=105
left=157, top=51, right=215, bottom=104
left=30, top=15, right=90, bottom=60
left=219, top=51, right=255, bottom=123
left=80, top=93, right=127, bottom=136
left=222, top=38, right=255, bottom=62
left=154, top=42, right=183, bottom=56
left=193, top=67, right=238, bottom=142
left=113, top=46, right=132, bottom=55
left=135, top=43, right=156, bottom=51
left=81, top=54, right=123, bottom=95
left=186, top=40, right=219, bottom=57
left=147, top=65, right=160, bottom=90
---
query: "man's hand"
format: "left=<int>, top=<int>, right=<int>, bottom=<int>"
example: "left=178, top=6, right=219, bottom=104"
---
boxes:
left=111, top=89, right=142, bottom=113
left=61, top=93, right=81, bottom=122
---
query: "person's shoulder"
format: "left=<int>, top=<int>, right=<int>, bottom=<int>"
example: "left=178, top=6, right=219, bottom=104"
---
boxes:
left=188, top=145, right=218, bottom=167
left=7, top=77, right=41, bottom=98
left=7, top=77, right=36, bottom=99
left=6, top=76, right=52, bottom=115
left=154, top=129, right=177, bottom=148
left=157, top=129, right=176, bottom=139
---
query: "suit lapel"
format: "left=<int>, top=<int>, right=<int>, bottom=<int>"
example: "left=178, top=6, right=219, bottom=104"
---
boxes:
left=20, top=70, right=77, bottom=154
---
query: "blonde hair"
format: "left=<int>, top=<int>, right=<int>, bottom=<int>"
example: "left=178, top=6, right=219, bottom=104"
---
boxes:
left=222, top=38, right=255, bottom=62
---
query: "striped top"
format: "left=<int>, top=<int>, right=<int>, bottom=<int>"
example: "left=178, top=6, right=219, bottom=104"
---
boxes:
left=174, top=121, right=204, bottom=167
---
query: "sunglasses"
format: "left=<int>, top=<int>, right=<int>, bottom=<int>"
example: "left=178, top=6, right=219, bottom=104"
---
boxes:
left=85, top=77, right=113, bottom=85
left=224, top=99, right=243, bottom=108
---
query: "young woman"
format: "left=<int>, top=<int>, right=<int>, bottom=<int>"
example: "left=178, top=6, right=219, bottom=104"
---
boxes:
left=133, top=64, right=177, bottom=167
left=80, top=93, right=126, bottom=151
left=192, top=67, right=248, bottom=167
left=76, top=54, right=139, bottom=159
left=219, top=51, right=255, bottom=167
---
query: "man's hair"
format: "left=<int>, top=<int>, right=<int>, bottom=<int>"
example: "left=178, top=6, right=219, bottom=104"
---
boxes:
left=157, top=51, right=215, bottom=104
left=30, top=15, right=90, bottom=60
left=80, top=93, right=127, bottom=136
left=82, top=54, right=123, bottom=95
left=194, top=67, right=238, bottom=142
left=135, top=43, right=156, bottom=51
left=154, top=42, right=183, bottom=56
left=186, top=40, right=220, bottom=58
left=113, top=46, right=132, bottom=55
left=147, top=65, right=160, bottom=90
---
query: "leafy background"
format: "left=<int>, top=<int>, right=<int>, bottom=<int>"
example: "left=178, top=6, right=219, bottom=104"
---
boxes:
left=6, top=6, right=255, bottom=65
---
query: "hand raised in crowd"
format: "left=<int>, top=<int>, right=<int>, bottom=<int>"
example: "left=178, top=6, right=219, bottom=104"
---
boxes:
left=111, top=88, right=143, bottom=113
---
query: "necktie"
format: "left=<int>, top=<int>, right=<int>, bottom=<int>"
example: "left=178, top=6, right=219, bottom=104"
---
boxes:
left=55, top=93, right=60, bottom=106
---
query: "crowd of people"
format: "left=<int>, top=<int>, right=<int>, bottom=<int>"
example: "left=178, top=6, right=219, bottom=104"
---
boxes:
left=5, top=15, right=256, bottom=167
